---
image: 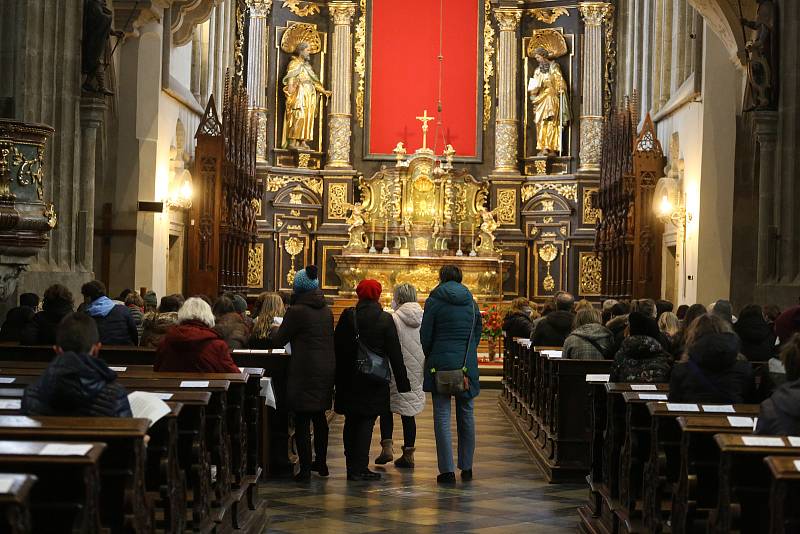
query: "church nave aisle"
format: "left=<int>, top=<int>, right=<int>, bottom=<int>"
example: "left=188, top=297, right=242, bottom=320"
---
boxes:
left=261, top=391, right=583, bottom=533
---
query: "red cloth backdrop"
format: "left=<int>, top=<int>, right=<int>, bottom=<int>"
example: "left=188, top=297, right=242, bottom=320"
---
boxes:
left=368, top=0, right=480, bottom=157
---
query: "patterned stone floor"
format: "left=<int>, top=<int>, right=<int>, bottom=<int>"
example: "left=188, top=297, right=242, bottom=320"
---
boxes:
left=259, top=390, right=583, bottom=533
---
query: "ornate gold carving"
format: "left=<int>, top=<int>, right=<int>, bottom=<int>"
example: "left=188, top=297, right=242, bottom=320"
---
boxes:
left=495, top=122, right=518, bottom=171
left=413, top=237, right=430, bottom=252
left=234, top=0, right=246, bottom=79
left=284, top=237, right=305, bottom=285
left=327, top=182, right=348, bottom=219
left=0, top=142, right=45, bottom=200
left=248, top=243, right=264, bottom=287
left=354, top=0, right=366, bottom=127
left=579, top=252, right=602, bottom=295
left=306, top=178, right=323, bottom=196
left=280, top=22, right=322, bottom=54
left=521, top=182, right=578, bottom=202
left=538, top=243, right=559, bottom=292
left=255, top=112, right=267, bottom=160
left=329, top=3, right=355, bottom=25
left=252, top=198, right=262, bottom=216
left=482, top=0, right=495, bottom=130
left=527, top=29, right=568, bottom=58
left=540, top=199, right=555, bottom=212
left=583, top=187, right=601, bottom=224
left=327, top=115, right=351, bottom=166
left=266, top=175, right=323, bottom=197
left=297, top=153, right=311, bottom=168
left=603, top=4, right=616, bottom=118
left=578, top=2, right=613, bottom=26
left=289, top=190, right=303, bottom=204
left=281, top=0, right=320, bottom=17
left=528, top=7, right=569, bottom=24
left=494, top=8, right=522, bottom=31
left=43, top=203, right=57, bottom=229
left=534, top=160, right=548, bottom=175
left=580, top=117, right=603, bottom=168
left=495, top=189, right=516, bottom=224
left=246, top=0, right=272, bottom=18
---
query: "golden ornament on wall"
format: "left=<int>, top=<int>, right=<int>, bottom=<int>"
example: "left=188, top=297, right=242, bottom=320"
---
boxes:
left=521, top=182, right=578, bottom=203
left=528, top=7, right=569, bottom=24
left=284, top=236, right=305, bottom=285
left=327, top=182, right=348, bottom=219
left=538, top=243, right=559, bottom=293
left=495, top=189, right=516, bottom=224
left=582, top=187, right=601, bottom=224
left=482, top=0, right=495, bottom=130
left=247, top=243, right=264, bottom=288
left=354, top=0, right=367, bottom=127
left=579, top=253, right=602, bottom=295
left=527, top=29, right=568, bottom=59
left=281, top=0, right=320, bottom=18
left=280, top=22, right=321, bottom=54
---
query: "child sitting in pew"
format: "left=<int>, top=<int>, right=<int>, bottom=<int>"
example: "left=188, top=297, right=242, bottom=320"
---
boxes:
left=756, top=334, right=800, bottom=435
left=22, top=312, right=132, bottom=417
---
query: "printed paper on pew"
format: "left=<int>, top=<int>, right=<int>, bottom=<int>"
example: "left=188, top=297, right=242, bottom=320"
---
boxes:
left=794, top=460, right=800, bottom=471
left=541, top=350, right=562, bottom=359
left=109, top=366, right=127, bottom=372
left=149, top=392, right=173, bottom=401
left=39, top=443, right=93, bottom=456
left=666, top=403, right=699, bottom=412
left=271, top=348, right=287, bottom=355
left=0, top=399, right=21, bottom=410
left=638, top=393, right=668, bottom=400
left=0, top=378, right=15, bottom=384
left=630, top=384, right=658, bottom=391
left=741, top=436, right=785, bottom=447
left=787, top=436, right=800, bottom=447
left=180, top=380, right=209, bottom=388
left=585, top=374, right=610, bottom=383
left=0, top=476, right=14, bottom=493
left=702, top=405, right=735, bottom=413
left=127, top=391, right=171, bottom=428
left=727, top=416, right=755, bottom=428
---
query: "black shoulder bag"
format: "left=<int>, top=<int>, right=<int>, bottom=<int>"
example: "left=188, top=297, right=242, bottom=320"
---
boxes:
left=353, top=308, right=391, bottom=385
left=433, top=303, right=476, bottom=395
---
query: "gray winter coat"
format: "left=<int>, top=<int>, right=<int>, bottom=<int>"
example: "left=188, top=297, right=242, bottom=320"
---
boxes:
left=390, top=302, right=426, bottom=416
left=563, top=323, right=615, bottom=360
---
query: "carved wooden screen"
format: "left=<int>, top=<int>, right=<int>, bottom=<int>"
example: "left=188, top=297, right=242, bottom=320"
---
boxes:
left=189, top=74, right=258, bottom=297
left=597, top=104, right=664, bottom=299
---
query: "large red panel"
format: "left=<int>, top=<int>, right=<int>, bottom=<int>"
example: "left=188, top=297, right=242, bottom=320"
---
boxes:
left=368, top=0, right=480, bottom=157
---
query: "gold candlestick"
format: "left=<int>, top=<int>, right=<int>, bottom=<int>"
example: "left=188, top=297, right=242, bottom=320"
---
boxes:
left=382, top=217, right=390, bottom=254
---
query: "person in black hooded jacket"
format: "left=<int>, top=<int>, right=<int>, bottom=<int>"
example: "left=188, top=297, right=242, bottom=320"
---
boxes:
left=531, top=292, right=575, bottom=347
left=668, top=313, right=754, bottom=404
left=0, top=293, right=38, bottom=342
left=610, top=312, right=672, bottom=383
left=734, top=304, right=776, bottom=361
left=756, top=334, right=800, bottom=435
left=20, top=284, right=75, bottom=346
left=503, top=297, right=535, bottom=339
left=22, top=312, right=132, bottom=417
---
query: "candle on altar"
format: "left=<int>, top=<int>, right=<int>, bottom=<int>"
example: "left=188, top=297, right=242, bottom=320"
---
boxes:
left=456, top=221, right=463, bottom=256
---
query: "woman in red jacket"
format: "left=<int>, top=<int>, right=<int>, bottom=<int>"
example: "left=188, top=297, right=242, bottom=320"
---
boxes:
left=154, top=297, right=239, bottom=373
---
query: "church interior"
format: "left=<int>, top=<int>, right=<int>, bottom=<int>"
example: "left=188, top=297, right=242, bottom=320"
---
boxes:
left=0, top=0, right=797, bottom=532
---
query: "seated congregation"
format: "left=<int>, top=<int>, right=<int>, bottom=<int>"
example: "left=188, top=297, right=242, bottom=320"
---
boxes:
left=501, top=292, right=800, bottom=533
left=0, top=263, right=486, bottom=531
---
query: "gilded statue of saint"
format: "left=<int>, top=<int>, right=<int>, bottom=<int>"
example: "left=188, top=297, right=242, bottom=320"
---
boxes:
left=281, top=42, right=331, bottom=150
left=528, top=47, right=570, bottom=156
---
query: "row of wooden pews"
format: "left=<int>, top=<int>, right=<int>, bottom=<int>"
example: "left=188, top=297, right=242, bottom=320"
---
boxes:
left=0, top=344, right=292, bottom=533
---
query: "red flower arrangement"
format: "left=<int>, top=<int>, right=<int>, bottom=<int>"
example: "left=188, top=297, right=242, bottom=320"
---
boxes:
left=481, top=305, right=504, bottom=340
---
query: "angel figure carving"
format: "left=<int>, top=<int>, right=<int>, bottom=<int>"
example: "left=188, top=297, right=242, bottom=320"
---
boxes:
left=344, top=202, right=369, bottom=249
left=475, top=206, right=500, bottom=255
left=528, top=40, right=571, bottom=156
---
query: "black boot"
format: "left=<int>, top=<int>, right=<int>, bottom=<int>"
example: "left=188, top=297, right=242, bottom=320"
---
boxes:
left=347, top=469, right=382, bottom=481
left=311, top=459, right=329, bottom=477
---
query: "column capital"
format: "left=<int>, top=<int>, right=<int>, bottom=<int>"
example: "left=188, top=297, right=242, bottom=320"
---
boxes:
left=578, top=2, right=613, bottom=26
left=329, top=2, right=357, bottom=25
left=246, top=0, right=272, bottom=18
left=493, top=8, right=522, bottom=31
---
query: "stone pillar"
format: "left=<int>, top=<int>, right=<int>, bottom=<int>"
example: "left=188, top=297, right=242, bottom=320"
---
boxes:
left=753, top=112, right=778, bottom=283
left=578, top=2, right=613, bottom=172
left=78, top=96, right=106, bottom=271
left=492, top=8, right=522, bottom=174
left=326, top=2, right=357, bottom=169
left=246, top=0, right=272, bottom=162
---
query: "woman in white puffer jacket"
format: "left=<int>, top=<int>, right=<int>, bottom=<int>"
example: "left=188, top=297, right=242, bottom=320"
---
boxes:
left=374, top=283, right=426, bottom=468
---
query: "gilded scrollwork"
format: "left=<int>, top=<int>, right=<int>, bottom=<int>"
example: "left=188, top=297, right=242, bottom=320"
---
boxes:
left=495, top=122, right=518, bottom=171
left=266, top=174, right=323, bottom=197
left=247, top=243, right=264, bottom=288
left=306, top=178, right=323, bottom=196
left=282, top=0, right=319, bottom=17
left=528, top=7, right=569, bottom=24
left=483, top=0, right=495, bottom=130
left=354, top=0, right=366, bottom=127
left=327, top=115, right=351, bottom=167
left=578, top=2, right=613, bottom=26
left=603, top=5, right=616, bottom=117
left=284, top=237, right=305, bottom=285
left=538, top=243, right=559, bottom=292
left=246, top=0, right=272, bottom=18
left=493, top=8, right=522, bottom=31
left=0, top=142, right=45, bottom=200
left=579, top=117, right=603, bottom=168
left=234, top=0, right=246, bottom=80
left=582, top=187, right=601, bottom=224
left=579, top=252, right=602, bottom=295
left=521, top=182, right=578, bottom=203
left=495, top=189, right=516, bottom=224
left=327, top=182, right=348, bottom=219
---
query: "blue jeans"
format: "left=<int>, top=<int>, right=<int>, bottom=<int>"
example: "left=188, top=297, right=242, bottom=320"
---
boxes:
left=432, top=393, right=475, bottom=474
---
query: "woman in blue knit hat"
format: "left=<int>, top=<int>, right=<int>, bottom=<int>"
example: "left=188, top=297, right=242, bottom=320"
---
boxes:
left=268, top=265, right=336, bottom=482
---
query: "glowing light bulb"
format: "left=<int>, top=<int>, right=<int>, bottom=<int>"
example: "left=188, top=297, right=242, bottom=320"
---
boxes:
left=180, top=179, right=192, bottom=201
left=659, top=194, right=672, bottom=217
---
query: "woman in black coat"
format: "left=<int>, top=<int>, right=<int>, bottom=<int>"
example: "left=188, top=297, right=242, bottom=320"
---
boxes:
left=502, top=297, right=535, bottom=339
left=268, top=266, right=336, bottom=482
left=20, top=284, right=74, bottom=346
left=734, top=304, right=776, bottom=361
left=334, top=279, right=411, bottom=481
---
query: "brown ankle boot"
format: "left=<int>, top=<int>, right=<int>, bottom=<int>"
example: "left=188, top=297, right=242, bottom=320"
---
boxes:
left=394, top=446, right=415, bottom=468
left=374, top=439, right=394, bottom=464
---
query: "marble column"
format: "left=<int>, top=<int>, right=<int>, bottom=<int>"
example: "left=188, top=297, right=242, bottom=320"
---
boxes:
left=578, top=2, right=613, bottom=172
left=326, top=2, right=357, bottom=169
left=753, top=112, right=778, bottom=284
left=78, top=96, right=106, bottom=271
left=246, top=0, right=272, bottom=162
left=492, top=8, right=522, bottom=174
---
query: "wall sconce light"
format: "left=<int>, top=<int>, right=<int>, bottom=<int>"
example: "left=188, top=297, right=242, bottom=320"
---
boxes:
left=653, top=175, right=692, bottom=230
left=167, top=169, right=193, bottom=210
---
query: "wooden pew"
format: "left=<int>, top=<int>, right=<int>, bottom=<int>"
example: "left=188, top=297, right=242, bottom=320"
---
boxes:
left=578, top=372, right=612, bottom=532
left=671, top=415, right=757, bottom=534
left=642, top=403, right=760, bottom=534
left=0, top=473, right=36, bottom=534
left=0, top=416, right=152, bottom=532
left=0, top=440, right=105, bottom=533
left=710, top=434, right=800, bottom=534
left=764, top=455, right=800, bottom=534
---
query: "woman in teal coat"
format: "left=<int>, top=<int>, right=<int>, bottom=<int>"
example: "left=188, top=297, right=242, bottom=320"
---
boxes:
left=420, top=265, right=482, bottom=483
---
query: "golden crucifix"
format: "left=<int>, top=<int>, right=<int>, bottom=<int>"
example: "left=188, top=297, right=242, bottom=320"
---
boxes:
left=416, top=109, right=434, bottom=150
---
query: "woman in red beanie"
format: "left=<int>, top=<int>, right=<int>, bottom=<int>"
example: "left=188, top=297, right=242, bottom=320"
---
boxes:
left=334, top=279, right=411, bottom=481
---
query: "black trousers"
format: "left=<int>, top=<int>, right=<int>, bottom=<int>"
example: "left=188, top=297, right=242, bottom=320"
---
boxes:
left=293, top=411, right=328, bottom=470
left=343, top=414, right=377, bottom=473
left=379, top=413, right=417, bottom=448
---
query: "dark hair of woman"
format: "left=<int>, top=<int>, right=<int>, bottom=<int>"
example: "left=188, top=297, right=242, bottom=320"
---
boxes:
left=438, top=264, right=463, bottom=284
